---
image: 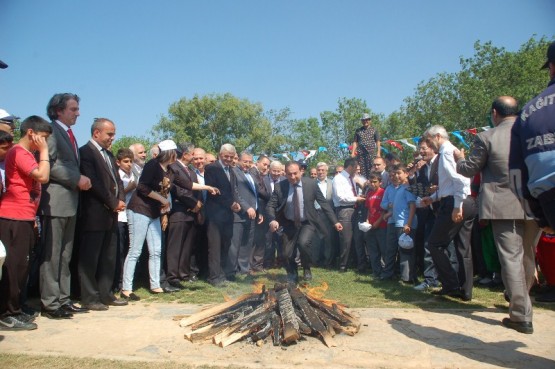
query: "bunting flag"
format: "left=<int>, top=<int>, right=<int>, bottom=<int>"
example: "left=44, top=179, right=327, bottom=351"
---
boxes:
left=268, top=126, right=491, bottom=161
left=451, top=131, right=469, bottom=148
left=386, top=139, right=404, bottom=151
left=399, top=139, right=417, bottom=151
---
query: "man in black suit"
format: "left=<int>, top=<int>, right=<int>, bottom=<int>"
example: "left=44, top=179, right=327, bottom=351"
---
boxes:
left=266, top=161, right=343, bottom=283
left=249, top=155, right=271, bottom=272
left=166, top=143, right=202, bottom=288
left=311, top=162, right=337, bottom=268
left=78, top=118, right=126, bottom=310
left=204, top=144, right=240, bottom=286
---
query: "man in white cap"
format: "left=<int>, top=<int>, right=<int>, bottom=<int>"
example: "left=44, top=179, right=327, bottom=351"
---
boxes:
left=0, top=109, right=18, bottom=135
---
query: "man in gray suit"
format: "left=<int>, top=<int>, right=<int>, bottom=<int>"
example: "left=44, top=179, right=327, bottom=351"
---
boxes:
left=455, top=96, right=540, bottom=334
left=312, top=162, right=337, bottom=268
left=40, top=93, right=92, bottom=319
left=226, top=152, right=262, bottom=278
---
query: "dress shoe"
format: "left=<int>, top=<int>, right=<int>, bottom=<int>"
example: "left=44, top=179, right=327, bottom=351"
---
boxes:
left=103, top=298, right=128, bottom=306
left=168, top=280, right=186, bottom=289
left=431, top=288, right=465, bottom=299
left=184, top=275, right=198, bottom=282
left=503, top=290, right=511, bottom=303
left=83, top=303, right=109, bottom=311
left=502, top=318, right=533, bottom=334
left=226, top=274, right=237, bottom=282
left=41, top=307, right=73, bottom=319
left=62, top=303, right=89, bottom=314
left=303, top=268, right=313, bottom=281
left=162, top=285, right=180, bottom=293
left=339, top=267, right=347, bottom=273
left=120, top=292, right=141, bottom=301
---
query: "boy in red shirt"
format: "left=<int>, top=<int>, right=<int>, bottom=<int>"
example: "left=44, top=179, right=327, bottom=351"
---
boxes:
left=0, top=116, right=51, bottom=331
left=365, top=172, right=387, bottom=278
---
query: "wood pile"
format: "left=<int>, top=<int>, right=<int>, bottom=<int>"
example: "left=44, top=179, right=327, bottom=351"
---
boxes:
left=179, top=283, right=360, bottom=348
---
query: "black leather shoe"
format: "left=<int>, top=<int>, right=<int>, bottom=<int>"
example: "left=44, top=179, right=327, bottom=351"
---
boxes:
left=339, top=267, right=347, bottom=273
left=168, top=280, right=186, bottom=289
left=502, top=318, right=533, bottom=334
left=120, top=292, right=141, bottom=301
left=41, top=307, right=73, bottom=319
left=184, top=275, right=198, bottom=282
left=431, top=288, right=469, bottom=300
left=62, top=304, right=89, bottom=314
left=103, top=298, right=128, bottom=306
left=163, top=285, right=180, bottom=293
left=303, top=268, right=313, bottom=281
left=83, top=303, right=109, bottom=311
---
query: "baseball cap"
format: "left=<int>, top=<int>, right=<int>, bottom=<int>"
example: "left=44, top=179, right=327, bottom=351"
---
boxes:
left=0, top=60, right=7, bottom=69
left=0, top=109, right=19, bottom=122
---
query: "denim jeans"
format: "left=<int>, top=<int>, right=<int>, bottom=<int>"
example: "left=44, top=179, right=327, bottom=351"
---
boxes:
left=365, top=227, right=387, bottom=277
left=122, top=210, right=162, bottom=291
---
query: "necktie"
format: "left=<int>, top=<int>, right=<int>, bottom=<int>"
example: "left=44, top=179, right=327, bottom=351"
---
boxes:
left=350, top=178, right=357, bottom=196
left=102, top=149, right=118, bottom=197
left=293, top=184, right=301, bottom=228
left=67, top=128, right=78, bottom=157
left=224, top=166, right=230, bottom=181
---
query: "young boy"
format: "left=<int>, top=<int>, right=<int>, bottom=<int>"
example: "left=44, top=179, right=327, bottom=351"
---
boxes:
left=380, top=166, right=401, bottom=280
left=113, top=148, right=137, bottom=293
left=389, top=164, right=418, bottom=283
left=0, top=116, right=51, bottom=331
left=365, top=172, right=387, bottom=278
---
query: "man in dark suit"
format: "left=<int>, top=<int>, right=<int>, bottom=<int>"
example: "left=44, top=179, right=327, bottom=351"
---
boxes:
left=226, top=152, right=263, bottom=277
left=204, top=144, right=240, bottom=286
left=249, top=155, right=271, bottom=272
left=167, top=143, right=202, bottom=287
left=263, top=160, right=286, bottom=268
left=266, top=161, right=342, bottom=283
left=40, top=93, right=92, bottom=319
left=78, top=118, right=126, bottom=310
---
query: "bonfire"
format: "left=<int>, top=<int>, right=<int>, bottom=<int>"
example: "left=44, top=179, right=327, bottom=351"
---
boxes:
left=179, top=283, right=360, bottom=348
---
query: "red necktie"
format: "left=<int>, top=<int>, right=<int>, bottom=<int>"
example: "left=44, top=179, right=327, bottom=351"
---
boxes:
left=67, top=128, right=78, bottom=156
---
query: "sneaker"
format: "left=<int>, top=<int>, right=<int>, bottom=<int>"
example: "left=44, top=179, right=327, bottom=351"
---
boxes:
left=414, top=282, right=430, bottom=291
left=478, top=276, right=493, bottom=285
left=0, top=316, right=38, bottom=331
left=15, top=312, right=36, bottom=323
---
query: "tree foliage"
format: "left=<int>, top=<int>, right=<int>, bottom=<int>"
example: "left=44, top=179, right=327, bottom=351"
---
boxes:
left=111, top=36, right=553, bottom=166
left=110, top=135, right=154, bottom=156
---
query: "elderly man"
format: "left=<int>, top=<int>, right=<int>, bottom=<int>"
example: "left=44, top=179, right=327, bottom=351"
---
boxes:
left=129, top=143, right=147, bottom=178
left=421, top=125, right=477, bottom=301
left=456, top=96, right=540, bottom=334
left=40, top=93, right=92, bottom=319
left=204, top=144, right=241, bottom=286
left=267, top=161, right=342, bottom=283
left=263, top=160, right=286, bottom=268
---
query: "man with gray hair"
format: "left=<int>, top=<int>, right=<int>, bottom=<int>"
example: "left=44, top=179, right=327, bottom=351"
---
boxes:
left=204, top=143, right=241, bottom=286
left=421, top=125, right=477, bottom=301
left=129, top=143, right=147, bottom=178
left=312, top=162, right=336, bottom=267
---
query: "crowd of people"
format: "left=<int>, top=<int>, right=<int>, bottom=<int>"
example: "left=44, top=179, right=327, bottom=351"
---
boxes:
left=0, top=42, right=554, bottom=335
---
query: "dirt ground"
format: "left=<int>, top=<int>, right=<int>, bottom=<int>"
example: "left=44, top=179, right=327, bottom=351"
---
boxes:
left=1, top=301, right=554, bottom=369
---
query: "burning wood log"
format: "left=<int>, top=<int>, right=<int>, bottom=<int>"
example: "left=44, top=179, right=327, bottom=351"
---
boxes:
left=179, top=283, right=360, bottom=348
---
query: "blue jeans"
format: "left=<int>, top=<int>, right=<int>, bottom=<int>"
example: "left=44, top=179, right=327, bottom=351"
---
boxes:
left=122, top=210, right=162, bottom=291
left=365, top=227, right=387, bottom=277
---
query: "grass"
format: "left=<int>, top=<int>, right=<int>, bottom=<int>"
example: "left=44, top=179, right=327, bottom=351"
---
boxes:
left=130, top=267, right=555, bottom=312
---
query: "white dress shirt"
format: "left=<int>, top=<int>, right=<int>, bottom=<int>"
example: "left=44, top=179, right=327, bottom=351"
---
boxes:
left=437, top=140, right=470, bottom=208
left=332, top=170, right=358, bottom=207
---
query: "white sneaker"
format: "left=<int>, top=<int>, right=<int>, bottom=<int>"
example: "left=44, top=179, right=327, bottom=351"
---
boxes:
left=414, top=282, right=430, bottom=291
left=0, top=316, right=38, bottom=331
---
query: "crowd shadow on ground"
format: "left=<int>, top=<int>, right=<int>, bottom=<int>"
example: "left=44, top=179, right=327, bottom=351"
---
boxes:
left=388, top=317, right=554, bottom=369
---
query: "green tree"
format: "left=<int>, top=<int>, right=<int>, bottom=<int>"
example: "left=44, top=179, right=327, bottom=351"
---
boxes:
left=152, top=93, right=275, bottom=154
left=110, top=135, right=154, bottom=157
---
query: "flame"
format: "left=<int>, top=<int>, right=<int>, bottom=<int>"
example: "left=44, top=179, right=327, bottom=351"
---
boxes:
left=252, top=281, right=265, bottom=294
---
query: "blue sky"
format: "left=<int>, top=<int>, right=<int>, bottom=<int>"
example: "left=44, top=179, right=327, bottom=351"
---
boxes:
left=1, top=0, right=553, bottom=145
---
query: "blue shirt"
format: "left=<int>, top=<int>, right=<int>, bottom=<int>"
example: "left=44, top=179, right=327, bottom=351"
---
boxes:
left=392, top=183, right=418, bottom=228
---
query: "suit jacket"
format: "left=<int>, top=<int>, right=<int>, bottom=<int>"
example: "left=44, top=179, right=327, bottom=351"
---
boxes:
left=79, top=141, right=124, bottom=231
left=456, top=118, right=526, bottom=220
left=266, top=177, right=338, bottom=227
left=264, top=175, right=285, bottom=196
left=233, top=167, right=259, bottom=222
left=204, top=161, right=237, bottom=223
left=412, top=156, right=439, bottom=188
left=315, top=177, right=334, bottom=209
left=169, top=161, right=201, bottom=223
left=40, top=121, right=81, bottom=217
left=249, top=167, right=270, bottom=215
